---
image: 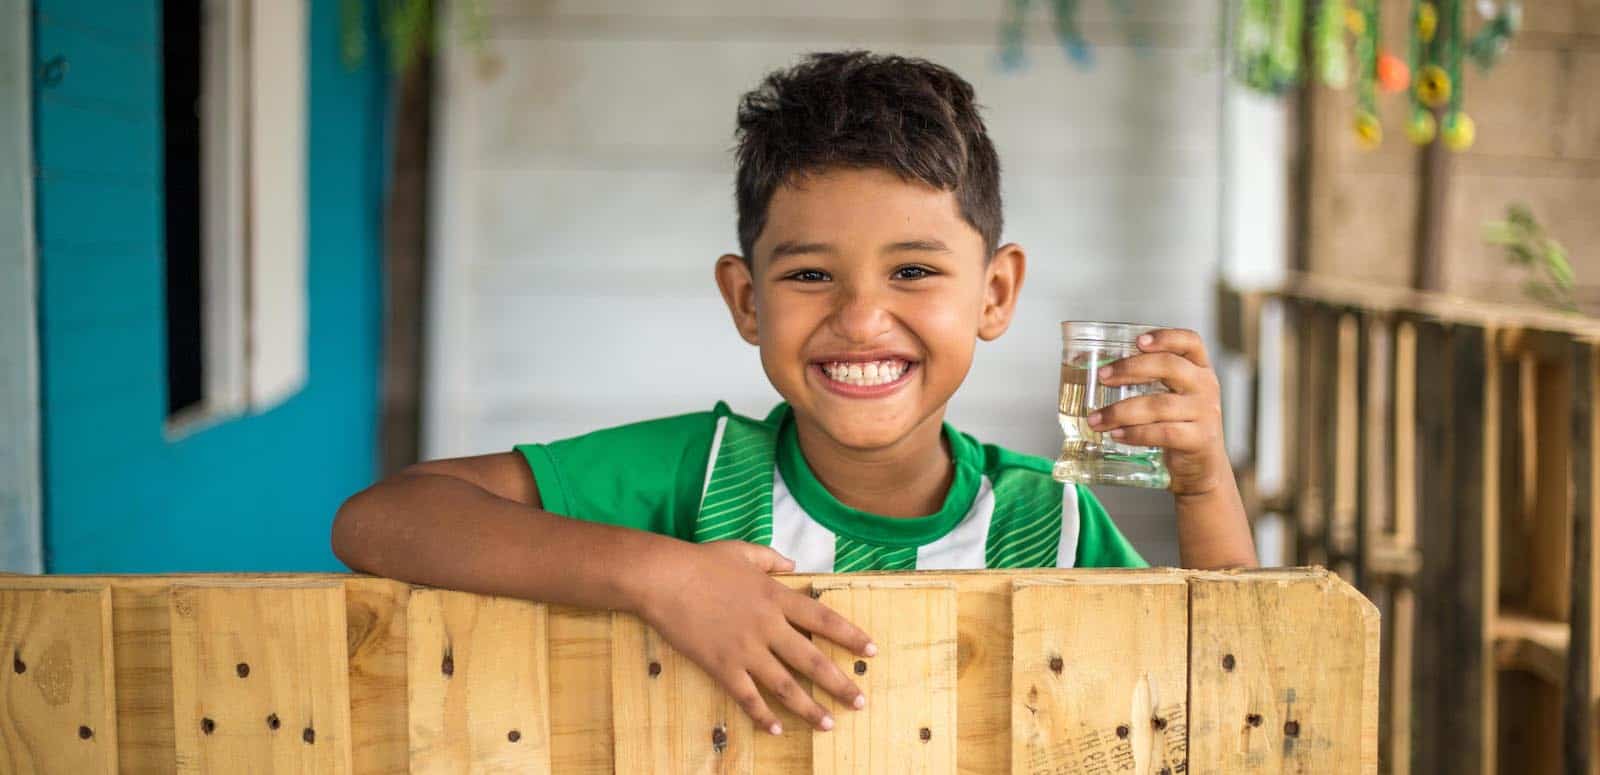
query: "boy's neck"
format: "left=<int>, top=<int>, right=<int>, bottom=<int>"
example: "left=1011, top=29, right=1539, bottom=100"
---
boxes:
left=792, top=410, right=954, bottom=519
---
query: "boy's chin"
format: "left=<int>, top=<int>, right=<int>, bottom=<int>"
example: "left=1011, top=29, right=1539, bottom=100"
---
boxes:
left=801, top=401, right=929, bottom=452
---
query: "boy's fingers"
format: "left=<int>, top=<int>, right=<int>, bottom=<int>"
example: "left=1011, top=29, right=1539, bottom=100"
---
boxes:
left=772, top=628, right=863, bottom=710
left=1090, top=392, right=1204, bottom=431
left=750, top=654, right=834, bottom=731
left=1137, top=328, right=1211, bottom=368
left=733, top=542, right=796, bottom=573
left=1107, top=421, right=1208, bottom=451
left=784, top=595, right=876, bottom=657
left=1099, top=352, right=1214, bottom=394
left=724, top=670, right=786, bottom=735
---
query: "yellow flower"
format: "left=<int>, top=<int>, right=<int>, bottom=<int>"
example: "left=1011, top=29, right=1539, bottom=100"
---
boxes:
left=1417, top=3, right=1438, bottom=43
left=1415, top=65, right=1452, bottom=107
left=1354, top=111, right=1383, bottom=149
left=1443, top=113, right=1476, bottom=151
left=1346, top=8, right=1366, bottom=35
left=1406, top=111, right=1438, bottom=145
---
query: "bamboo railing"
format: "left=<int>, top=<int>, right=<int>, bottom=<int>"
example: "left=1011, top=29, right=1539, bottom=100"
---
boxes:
left=1218, top=273, right=1600, bottom=774
left=0, top=569, right=1376, bottom=773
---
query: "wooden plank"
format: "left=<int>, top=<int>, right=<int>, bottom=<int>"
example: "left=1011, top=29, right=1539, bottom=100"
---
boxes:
left=1332, top=310, right=1362, bottom=582
left=610, top=612, right=753, bottom=774
left=407, top=588, right=551, bottom=773
left=1565, top=339, right=1600, bottom=774
left=0, top=584, right=118, bottom=774
left=1492, top=613, right=1569, bottom=687
left=168, top=583, right=353, bottom=774
left=1010, top=573, right=1187, bottom=775
left=812, top=579, right=957, bottom=775
left=546, top=606, right=612, bottom=775
left=1531, top=354, right=1575, bottom=621
left=343, top=577, right=410, bottom=774
left=1187, top=569, right=1380, bottom=773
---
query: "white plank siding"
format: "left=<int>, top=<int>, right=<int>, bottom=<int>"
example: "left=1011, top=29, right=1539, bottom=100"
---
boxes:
left=427, top=1, right=1231, bottom=564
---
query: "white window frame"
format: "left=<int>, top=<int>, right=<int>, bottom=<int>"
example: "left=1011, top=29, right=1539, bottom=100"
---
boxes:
left=168, top=0, right=307, bottom=436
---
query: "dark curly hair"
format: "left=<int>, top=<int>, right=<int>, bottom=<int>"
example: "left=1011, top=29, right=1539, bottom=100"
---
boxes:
left=734, top=51, right=1003, bottom=260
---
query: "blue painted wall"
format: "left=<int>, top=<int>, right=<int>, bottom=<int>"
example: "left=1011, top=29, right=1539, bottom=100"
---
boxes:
left=33, top=1, right=387, bottom=572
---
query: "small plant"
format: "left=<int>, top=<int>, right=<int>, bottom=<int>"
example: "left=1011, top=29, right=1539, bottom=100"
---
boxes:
left=1482, top=203, right=1577, bottom=312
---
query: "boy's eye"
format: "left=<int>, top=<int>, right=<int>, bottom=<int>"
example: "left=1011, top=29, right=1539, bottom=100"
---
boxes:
left=892, top=265, right=935, bottom=281
left=786, top=269, right=830, bottom=282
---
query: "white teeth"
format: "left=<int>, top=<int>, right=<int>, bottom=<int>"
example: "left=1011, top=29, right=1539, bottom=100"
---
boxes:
left=820, top=359, right=910, bottom=388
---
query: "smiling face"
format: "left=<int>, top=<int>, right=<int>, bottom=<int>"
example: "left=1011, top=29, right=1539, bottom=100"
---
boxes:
left=715, top=167, right=1026, bottom=453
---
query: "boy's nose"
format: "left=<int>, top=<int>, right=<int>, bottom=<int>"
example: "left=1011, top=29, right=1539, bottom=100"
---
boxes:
left=827, top=287, right=894, bottom=342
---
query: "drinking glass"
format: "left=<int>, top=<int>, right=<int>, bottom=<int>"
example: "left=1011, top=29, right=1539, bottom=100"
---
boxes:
left=1053, top=321, right=1172, bottom=489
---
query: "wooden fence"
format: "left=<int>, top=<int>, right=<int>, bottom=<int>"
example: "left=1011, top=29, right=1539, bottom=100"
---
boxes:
left=1, top=569, right=1375, bottom=773
left=1218, top=273, right=1600, bottom=774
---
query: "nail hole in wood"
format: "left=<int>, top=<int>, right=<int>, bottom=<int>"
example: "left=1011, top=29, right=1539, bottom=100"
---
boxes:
left=508, top=729, right=521, bottom=743
left=1049, top=655, right=1064, bottom=674
left=236, top=662, right=250, bottom=678
left=919, top=727, right=932, bottom=742
left=201, top=718, right=215, bottom=735
left=1222, top=653, right=1235, bottom=671
left=1151, top=716, right=1167, bottom=731
left=267, top=713, right=281, bottom=730
left=1246, top=713, right=1262, bottom=727
left=1116, top=724, right=1129, bottom=739
left=853, top=660, right=867, bottom=675
left=12, top=652, right=23, bottom=674
left=441, top=652, right=454, bottom=677
left=1284, top=720, right=1300, bottom=737
left=711, top=724, right=728, bottom=752
left=79, top=725, right=93, bottom=740
left=648, top=660, right=662, bottom=678
left=303, top=727, right=316, bottom=744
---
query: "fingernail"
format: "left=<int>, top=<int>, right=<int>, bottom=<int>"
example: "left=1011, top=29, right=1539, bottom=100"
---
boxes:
left=863, top=643, right=878, bottom=657
left=1110, top=428, right=1125, bottom=439
left=820, top=715, right=835, bottom=731
left=853, top=694, right=867, bottom=709
left=1139, top=334, right=1154, bottom=346
left=770, top=722, right=783, bottom=736
left=1097, top=365, right=1112, bottom=379
left=1087, top=412, right=1102, bottom=427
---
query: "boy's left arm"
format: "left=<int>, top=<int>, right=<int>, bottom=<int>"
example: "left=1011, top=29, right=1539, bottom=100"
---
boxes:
left=1088, top=328, right=1259, bottom=569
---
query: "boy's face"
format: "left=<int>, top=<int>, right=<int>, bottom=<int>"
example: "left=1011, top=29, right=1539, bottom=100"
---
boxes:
left=716, top=167, right=1025, bottom=452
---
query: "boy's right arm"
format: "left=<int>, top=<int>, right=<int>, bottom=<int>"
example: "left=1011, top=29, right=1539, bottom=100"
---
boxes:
left=331, top=453, right=874, bottom=734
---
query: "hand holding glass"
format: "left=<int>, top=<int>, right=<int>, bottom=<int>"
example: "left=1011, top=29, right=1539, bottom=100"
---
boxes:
left=1052, top=321, right=1172, bottom=489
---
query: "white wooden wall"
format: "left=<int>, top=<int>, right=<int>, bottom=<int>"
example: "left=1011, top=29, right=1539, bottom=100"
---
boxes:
left=426, top=1, right=1236, bottom=563
left=1, top=0, right=42, bottom=573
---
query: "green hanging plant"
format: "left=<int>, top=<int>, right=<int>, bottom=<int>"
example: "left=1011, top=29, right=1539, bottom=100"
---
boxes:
left=1482, top=203, right=1577, bottom=312
left=340, top=0, right=487, bottom=73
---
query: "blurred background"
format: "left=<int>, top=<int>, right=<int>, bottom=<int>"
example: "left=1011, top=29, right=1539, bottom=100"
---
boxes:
left=1, top=2, right=1596, bottom=770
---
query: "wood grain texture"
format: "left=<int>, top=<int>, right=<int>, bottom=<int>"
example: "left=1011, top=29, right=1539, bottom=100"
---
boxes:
left=610, top=611, right=752, bottom=774
left=406, top=588, right=551, bottom=773
left=0, top=584, right=118, bottom=774
left=168, top=583, right=352, bottom=774
left=1565, top=339, right=1600, bottom=773
left=1010, top=573, right=1187, bottom=775
left=343, top=577, right=410, bottom=774
left=812, top=579, right=958, bottom=775
left=1187, top=569, right=1380, bottom=774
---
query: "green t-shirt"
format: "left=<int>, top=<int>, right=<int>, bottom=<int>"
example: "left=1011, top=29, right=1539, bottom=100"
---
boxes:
left=516, top=402, right=1146, bottom=572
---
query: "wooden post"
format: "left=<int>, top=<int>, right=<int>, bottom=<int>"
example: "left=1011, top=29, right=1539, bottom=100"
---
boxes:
left=1565, top=339, right=1600, bottom=773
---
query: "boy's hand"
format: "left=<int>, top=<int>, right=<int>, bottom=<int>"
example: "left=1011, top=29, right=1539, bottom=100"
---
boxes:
left=635, top=540, right=876, bottom=734
left=1087, top=328, right=1228, bottom=497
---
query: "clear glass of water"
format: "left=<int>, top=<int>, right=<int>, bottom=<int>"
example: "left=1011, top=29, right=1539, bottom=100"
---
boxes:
left=1052, top=321, right=1172, bottom=489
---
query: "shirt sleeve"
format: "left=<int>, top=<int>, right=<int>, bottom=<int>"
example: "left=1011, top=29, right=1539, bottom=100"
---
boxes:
left=514, top=407, right=724, bottom=542
left=1073, top=485, right=1149, bottom=568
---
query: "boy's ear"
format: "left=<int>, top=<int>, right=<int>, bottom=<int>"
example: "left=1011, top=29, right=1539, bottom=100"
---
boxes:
left=714, top=253, right=762, bottom=345
left=977, top=243, right=1026, bottom=341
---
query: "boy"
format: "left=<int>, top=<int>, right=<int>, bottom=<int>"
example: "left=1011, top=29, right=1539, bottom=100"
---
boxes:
left=333, top=51, right=1256, bottom=737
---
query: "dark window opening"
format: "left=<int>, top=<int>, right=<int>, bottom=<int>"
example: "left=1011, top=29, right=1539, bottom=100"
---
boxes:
left=163, top=0, right=204, bottom=417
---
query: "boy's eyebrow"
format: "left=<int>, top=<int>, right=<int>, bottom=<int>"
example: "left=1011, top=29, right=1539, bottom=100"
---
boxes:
left=768, top=241, right=835, bottom=261
left=884, top=239, right=950, bottom=254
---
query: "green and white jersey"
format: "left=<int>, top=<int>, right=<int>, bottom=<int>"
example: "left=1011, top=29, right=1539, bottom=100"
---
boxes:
left=516, top=402, right=1145, bottom=572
